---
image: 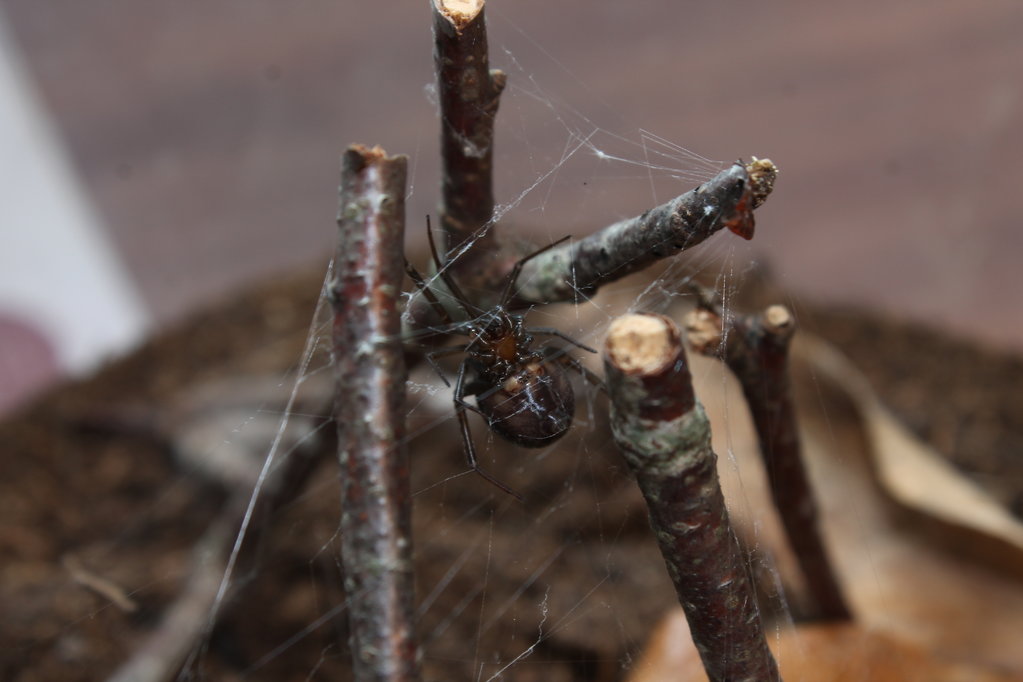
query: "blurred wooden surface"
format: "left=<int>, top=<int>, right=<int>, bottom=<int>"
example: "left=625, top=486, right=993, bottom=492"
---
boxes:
left=3, top=0, right=1022, bottom=348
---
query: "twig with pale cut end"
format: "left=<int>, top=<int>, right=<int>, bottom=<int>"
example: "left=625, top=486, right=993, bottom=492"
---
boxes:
left=331, top=144, right=419, bottom=681
left=604, top=312, right=781, bottom=682
left=685, top=300, right=851, bottom=621
left=517, top=159, right=778, bottom=304
left=432, top=0, right=506, bottom=257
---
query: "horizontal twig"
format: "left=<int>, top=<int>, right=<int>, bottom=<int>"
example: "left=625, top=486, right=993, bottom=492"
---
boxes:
left=604, top=312, right=781, bottom=682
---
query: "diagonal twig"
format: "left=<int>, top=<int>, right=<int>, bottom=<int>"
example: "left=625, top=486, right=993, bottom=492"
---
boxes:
left=604, top=312, right=782, bottom=682
left=421, top=0, right=779, bottom=319
left=105, top=393, right=328, bottom=682
left=331, top=144, right=419, bottom=681
left=686, top=299, right=851, bottom=621
left=517, top=158, right=777, bottom=305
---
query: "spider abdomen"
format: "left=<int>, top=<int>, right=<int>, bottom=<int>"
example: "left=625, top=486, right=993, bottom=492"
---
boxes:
left=477, top=361, right=575, bottom=447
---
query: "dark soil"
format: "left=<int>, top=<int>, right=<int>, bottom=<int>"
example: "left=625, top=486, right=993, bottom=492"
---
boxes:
left=807, top=307, right=1023, bottom=517
left=2, top=266, right=1019, bottom=681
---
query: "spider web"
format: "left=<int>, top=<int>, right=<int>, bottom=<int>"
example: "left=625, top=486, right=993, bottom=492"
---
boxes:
left=186, top=33, right=814, bottom=682
left=173, top=46, right=809, bottom=682
left=63, top=14, right=883, bottom=682
left=9, top=2, right=1022, bottom=678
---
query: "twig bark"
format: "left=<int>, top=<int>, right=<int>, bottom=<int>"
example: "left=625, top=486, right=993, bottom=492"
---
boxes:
left=685, top=301, right=851, bottom=621
left=516, top=158, right=778, bottom=304
left=423, top=0, right=779, bottom=317
left=331, top=145, right=419, bottom=681
left=604, top=313, right=781, bottom=682
left=432, top=0, right=507, bottom=269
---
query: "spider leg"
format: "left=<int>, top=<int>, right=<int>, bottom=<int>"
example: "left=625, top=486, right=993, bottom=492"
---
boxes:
left=542, top=346, right=607, bottom=394
left=422, top=346, right=465, bottom=387
left=425, top=216, right=482, bottom=319
left=454, top=361, right=523, bottom=501
left=500, top=235, right=572, bottom=307
left=405, top=258, right=456, bottom=327
left=528, top=327, right=598, bottom=354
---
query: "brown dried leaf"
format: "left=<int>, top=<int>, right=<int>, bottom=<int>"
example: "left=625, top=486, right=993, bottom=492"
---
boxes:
left=628, top=610, right=1021, bottom=682
left=799, top=335, right=1023, bottom=572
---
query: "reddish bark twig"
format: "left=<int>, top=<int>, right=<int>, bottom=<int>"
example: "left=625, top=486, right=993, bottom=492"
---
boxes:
left=432, top=0, right=507, bottom=269
left=686, top=300, right=851, bottom=621
left=517, top=158, right=778, bottom=304
left=331, top=145, right=419, bottom=681
left=604, top=313, right=781, bottom=682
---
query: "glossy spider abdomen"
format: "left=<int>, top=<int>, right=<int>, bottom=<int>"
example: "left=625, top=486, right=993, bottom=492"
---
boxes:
left=476, top=359, right=575, bottom=447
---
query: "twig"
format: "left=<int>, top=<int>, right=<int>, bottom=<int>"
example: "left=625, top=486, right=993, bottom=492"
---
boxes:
left=516, top=158, right=778, bottom=304
left=106, top=410, right=326, bottom=682
left=331, top=144, right=419, bottom=681
left=424, top=0, right=778, bottom=316
left=432, top=0, right=507, bottom=264
left=106, top=504, right=238, bottom=682
left=685, top=300, right=851, bottom=621
left=604, top=313, right=781, bottom=682
left=63, top=555, right=138, bottom=613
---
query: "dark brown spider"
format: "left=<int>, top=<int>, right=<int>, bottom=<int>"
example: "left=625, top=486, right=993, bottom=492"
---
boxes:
left=405, top=221, right=602, bottom=499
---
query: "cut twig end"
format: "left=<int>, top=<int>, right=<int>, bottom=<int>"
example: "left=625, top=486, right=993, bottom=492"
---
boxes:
left=763, top=304, right=795, bottom=337
left=747, top=157, right=778, bottom=209
left=340, top=145, right=408, bottom=188
left=606, top=314, right=677, bottom=375
left=434, top=0, right=485, bottom=30
left=604, top=312, right=782, bottom=681
left=683, top=308, right=724, bottom=357
left=345, top=143, right=387, bottom=163
left=604, top=313, right=694, bottom=421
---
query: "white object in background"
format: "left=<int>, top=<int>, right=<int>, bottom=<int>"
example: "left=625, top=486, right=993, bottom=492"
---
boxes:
left=0, top=14, right=149, bottom=412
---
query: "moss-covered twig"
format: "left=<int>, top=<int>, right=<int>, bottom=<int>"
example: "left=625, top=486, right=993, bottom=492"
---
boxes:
left=604, top=312, right=781, bottom=682
left=686, top=300, right=851, bottom=621
left=517, top=158, right=777, bottom=305
left=331, top=145, right=419, bottom=681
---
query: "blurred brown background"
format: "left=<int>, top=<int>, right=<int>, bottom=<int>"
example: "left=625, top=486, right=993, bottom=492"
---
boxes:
left=2, top=3, right=1023, bottom=677
left=3, top=0, right=1021, bottom=348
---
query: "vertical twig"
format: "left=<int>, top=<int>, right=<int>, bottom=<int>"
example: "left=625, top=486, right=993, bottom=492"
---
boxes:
left=426, top=0, right=780, bottom=315
left=432, top=0, right=507, bottom=276
left=686, top=301, right=851, bottom=621
left=604, top=312, right=782, bottom=682
left=331, top=144, right=419, bottom=681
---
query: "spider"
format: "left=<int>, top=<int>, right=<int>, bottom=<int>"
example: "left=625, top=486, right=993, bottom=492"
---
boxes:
left=405, top=220, right=603, bottom=499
